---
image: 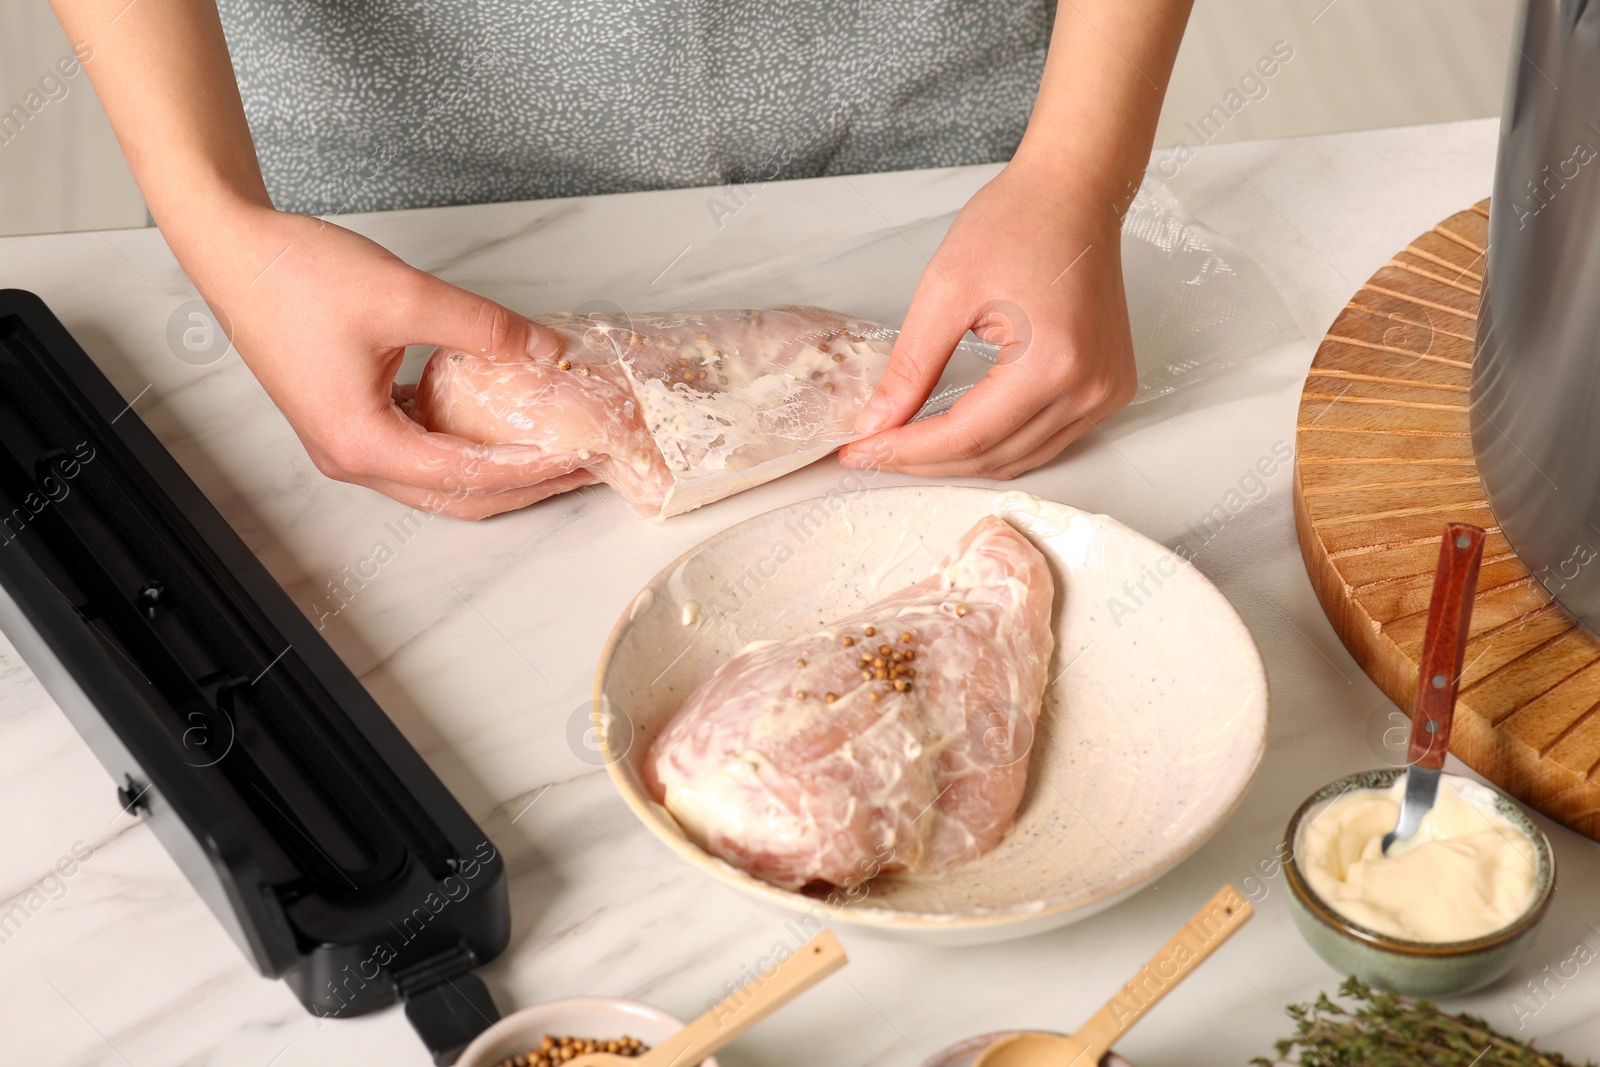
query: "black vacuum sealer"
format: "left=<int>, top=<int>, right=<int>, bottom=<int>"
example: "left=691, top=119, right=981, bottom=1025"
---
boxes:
left=0, top=290, right=508, bottom=1064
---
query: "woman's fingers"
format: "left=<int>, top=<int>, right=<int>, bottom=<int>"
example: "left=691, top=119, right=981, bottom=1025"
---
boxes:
left=298, top=405, right=588, bottom=496
left=355, top=468, right=599, bottom=519
left=401, top=270, right=562, bottom=364
left=855, top=276, right=971, bottom=434
left=848, top=329, right=1135, bottom=478
left=869, top=392, right=1093, bottom=478
left=987, top=419, right=1098, bottom=481
left=845, top=363, right=1053, bottom=469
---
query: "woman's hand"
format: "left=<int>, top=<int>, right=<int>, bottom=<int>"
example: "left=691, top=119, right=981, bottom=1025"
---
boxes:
left=50, top=0, right=585, bottom=517
left=839, top=0, right=1194, bottom=479
left=179, top=206, right=594, bottom=518
left=839, top=162, right=1137, bottom=479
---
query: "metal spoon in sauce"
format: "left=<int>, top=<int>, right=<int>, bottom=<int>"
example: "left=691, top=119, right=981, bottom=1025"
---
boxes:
left=1380, top=522, right=1485, bottom=856
left=972, top=885, right=1252, bottom=1067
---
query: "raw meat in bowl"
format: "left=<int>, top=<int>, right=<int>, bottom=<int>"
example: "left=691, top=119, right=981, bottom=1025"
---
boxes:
left=644, top=515, right=1055, bottom=889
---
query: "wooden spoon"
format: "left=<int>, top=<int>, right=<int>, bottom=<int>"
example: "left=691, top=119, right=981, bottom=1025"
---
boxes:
left=973, top=885, right=1253, bottom=1067
left=564, top=930, right=847, bottom=1067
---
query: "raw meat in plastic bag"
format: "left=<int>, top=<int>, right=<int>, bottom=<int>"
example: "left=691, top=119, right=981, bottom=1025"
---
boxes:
left=413, top=306, right=893, bottom=518
left=644, top=515, right=1055, bottom=890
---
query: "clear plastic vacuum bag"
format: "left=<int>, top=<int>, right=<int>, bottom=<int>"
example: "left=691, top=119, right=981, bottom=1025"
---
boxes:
left=1118, top=180, right=1301, bottom=402
left=414, top=307, right=893, bottom=518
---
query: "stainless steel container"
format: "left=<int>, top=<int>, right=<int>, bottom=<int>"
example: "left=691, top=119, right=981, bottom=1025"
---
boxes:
left=1474, top=0, right=1600, bottom=632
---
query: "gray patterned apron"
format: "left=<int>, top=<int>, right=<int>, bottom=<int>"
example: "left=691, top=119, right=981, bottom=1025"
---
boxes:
left=215, top=0, right=1053, bottom=214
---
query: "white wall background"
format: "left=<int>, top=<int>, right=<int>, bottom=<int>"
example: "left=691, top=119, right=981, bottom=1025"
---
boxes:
left=0, top=0, right=1518, bottom=238
left=0, top=0, right=144, bottom=237
left=1157, top=0, right=1516, bottom=149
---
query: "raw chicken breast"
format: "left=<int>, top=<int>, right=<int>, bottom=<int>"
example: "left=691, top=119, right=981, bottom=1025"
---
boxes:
left=645, top=516, right=1055, bottom=890
left=413, top=307, right=892, bottom=518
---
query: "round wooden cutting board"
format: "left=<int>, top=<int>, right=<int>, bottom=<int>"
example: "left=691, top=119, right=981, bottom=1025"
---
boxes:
left=1293, top=198, right=1600, bottom=842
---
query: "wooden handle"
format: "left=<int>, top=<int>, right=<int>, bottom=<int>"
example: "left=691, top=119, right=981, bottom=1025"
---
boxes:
left=644, top=930, right=847, bottom=1065
left=1408, top=523, right=1485, bottom=770
left=1072, top=885, right=1253, bottom=1057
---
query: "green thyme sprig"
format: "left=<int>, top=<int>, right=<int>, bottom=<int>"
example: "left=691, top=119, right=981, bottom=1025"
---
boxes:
left=1250, top=977, right=1595, bottom=1067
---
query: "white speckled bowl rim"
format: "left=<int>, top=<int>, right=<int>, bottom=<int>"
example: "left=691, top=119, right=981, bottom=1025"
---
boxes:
left=595, top=486, right=1270, bottom=933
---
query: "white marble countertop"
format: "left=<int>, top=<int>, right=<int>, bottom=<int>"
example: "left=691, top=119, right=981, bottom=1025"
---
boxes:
left=4, top=116, right=1599, bottom=1067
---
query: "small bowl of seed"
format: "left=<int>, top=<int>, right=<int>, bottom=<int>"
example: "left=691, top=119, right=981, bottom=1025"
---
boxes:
left=455, top=996, right=720, bottom=1067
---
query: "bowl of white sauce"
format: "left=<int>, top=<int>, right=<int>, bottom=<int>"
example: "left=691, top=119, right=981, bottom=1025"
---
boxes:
left=1283, top=767, right=1555, bottom=996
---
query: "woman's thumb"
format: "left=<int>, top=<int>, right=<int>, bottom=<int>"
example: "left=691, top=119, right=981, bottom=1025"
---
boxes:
left=411, top=275, right=561, bottom=363
left=857, top=284, right=970, bottom=433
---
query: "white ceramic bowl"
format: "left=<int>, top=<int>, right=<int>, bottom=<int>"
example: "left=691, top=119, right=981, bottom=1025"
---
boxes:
left=455, top=997, right=719, bottom=1067
left=595, top=486, right=1269, bottom=945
